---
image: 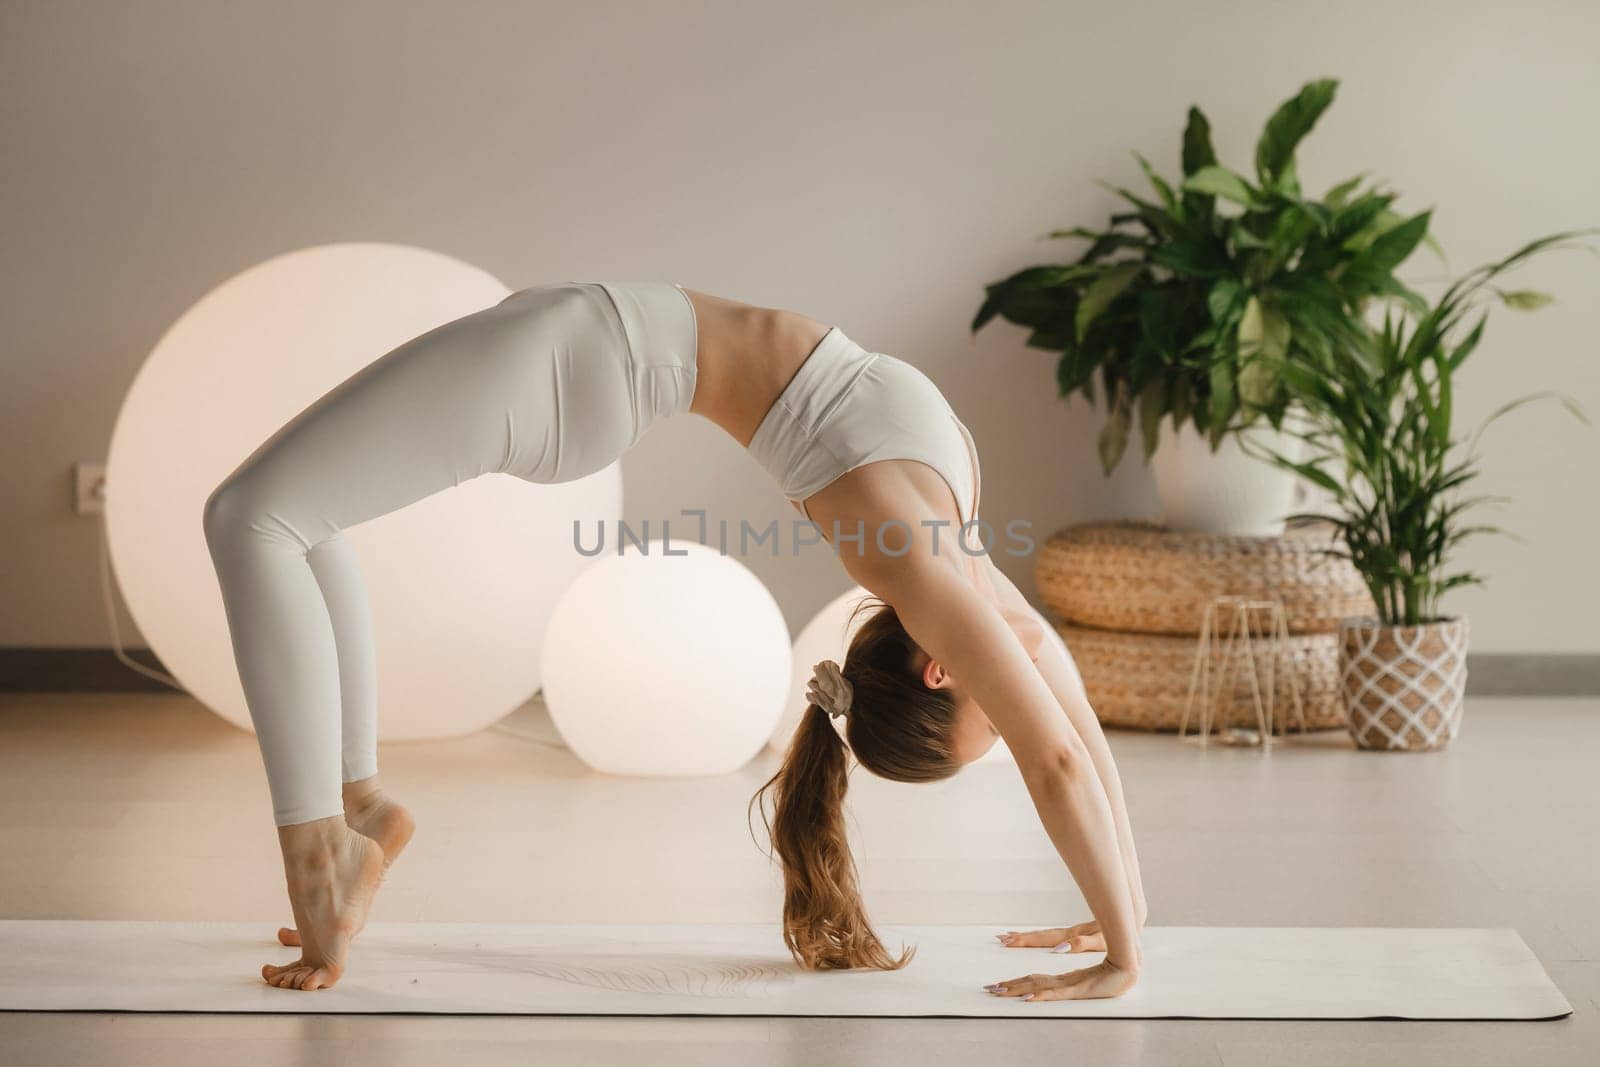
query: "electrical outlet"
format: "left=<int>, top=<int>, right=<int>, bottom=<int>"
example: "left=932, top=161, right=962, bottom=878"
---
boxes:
left=75, top=462, right=106, bottom=515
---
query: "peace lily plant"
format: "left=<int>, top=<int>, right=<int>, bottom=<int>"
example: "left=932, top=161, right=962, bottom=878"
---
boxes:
left=972, top=77, right=1437, bottom=534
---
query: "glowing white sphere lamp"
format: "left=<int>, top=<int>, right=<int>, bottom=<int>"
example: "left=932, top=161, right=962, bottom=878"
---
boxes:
left=541, top=540, right=790, bottom=776
left=106, top=243, right=621, bottom=740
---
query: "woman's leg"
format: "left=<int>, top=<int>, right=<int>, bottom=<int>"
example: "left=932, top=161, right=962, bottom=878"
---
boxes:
left=270, top=536, right=411, bottom=951
left=305, top=534, right=379, bottom=788
left=202, top=281, right=637, bottom=987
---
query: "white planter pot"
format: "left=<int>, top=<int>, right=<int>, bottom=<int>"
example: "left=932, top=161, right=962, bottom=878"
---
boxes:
left=1148, top=420, right=1306, bottom=535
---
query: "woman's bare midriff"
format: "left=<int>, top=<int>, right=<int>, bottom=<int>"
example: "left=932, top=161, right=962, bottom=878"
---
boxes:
left=676, top=288, right=967, bottom=543
left=677, top=287, right=831, bottom=448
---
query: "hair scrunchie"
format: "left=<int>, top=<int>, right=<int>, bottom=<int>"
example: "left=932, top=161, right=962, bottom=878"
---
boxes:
left=806, top=659, right=853, bottom=720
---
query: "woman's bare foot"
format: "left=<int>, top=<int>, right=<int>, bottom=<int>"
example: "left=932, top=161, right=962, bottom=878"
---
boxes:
left=262, top=816, right=385, bottom=991
left=278, top=777, right=414, bottom=948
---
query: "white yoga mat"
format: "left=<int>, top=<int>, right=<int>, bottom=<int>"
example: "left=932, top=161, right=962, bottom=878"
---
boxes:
left=0, top=921, right=1571, bottom=1019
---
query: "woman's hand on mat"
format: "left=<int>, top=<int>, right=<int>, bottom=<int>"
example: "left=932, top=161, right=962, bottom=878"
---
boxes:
left=996, top=900, right=1148, bottom=953
left=984, top=960, right=1138, bottom=1002
left=996, top=920, right=1108, bottom=954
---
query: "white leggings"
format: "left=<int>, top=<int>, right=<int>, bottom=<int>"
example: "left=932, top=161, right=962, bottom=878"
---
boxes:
left=202, top=281, right=699, bottom=825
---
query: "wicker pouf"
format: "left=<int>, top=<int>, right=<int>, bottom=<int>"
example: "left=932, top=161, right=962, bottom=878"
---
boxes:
left=1037, top=521, right=1373, bottom=636
left=1035, top=520, right=1369, bottom=734
left=1057, top=623, right=1346, bottom=733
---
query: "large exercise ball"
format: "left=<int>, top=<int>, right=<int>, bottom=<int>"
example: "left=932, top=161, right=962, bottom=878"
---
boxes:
left=773, top=585, right=1043, bottom=766
left=106, top=243, right=620, bottom=740
left=541, top=540, right=790, bottom=776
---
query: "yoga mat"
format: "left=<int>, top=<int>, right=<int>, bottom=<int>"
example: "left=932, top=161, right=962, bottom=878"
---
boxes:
left=0, top=921, right=1571, bottom=1019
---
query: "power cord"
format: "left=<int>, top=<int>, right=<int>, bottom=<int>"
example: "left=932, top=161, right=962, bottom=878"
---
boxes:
left=488, top=694, right=569, bottom=750
left=487, top=722, right=568, bottom=749
left=97, top=505, right=187, bottom=693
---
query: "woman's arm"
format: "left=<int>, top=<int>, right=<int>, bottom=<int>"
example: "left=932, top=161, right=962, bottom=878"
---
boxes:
left=988, top=560, right=1146, bottom=921
left=850, top=548, right=1143, bottom=982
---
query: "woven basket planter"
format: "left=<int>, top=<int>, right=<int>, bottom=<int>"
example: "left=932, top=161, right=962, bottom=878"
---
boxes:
left=1037, top=521, right=1373, bottom=636
left=1339, top=617, right=1469, bottom=751
left=1056, top=623, right=1346, bottom=733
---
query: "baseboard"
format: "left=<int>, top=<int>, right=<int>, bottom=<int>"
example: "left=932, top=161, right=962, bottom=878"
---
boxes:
left=1464, top=653, right=1600, bottom=698
left=1, top=648, right=1597, bottom=697
left=0, top=648, right=176, bottom=692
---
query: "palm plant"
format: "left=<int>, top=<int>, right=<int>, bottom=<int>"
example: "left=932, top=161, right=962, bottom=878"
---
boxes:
left=1260, top=233, right=1593, bottom=626
left=972, top=78, right=1436, bottom=473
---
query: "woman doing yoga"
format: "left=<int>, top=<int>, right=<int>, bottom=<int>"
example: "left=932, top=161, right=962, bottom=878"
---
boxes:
left=202, top=281, right=1148, bottom=999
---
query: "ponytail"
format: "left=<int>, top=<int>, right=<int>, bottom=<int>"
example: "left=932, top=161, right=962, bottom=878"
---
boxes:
left=751, top=703, right=913, bottom=971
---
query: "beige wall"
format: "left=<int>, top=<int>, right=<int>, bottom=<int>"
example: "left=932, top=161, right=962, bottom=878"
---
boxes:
left=2, top=0, right=1596, bottom=653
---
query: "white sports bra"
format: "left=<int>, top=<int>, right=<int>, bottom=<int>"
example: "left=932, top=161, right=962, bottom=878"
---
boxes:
left=745, top=326, right=1046, bottom=663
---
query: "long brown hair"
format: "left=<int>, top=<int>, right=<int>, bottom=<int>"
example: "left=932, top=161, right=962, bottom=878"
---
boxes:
left=750, top=598, right=961, bottom=970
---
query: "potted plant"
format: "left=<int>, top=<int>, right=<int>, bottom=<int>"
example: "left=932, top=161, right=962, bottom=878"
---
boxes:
left=1261, top=233, right=1592, bottom=750
left=971, top=77, right=1436, bottom=534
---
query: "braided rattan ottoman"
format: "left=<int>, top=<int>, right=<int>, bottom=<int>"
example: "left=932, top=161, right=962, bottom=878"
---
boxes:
left=1037, top=522, right=1373, bottom=732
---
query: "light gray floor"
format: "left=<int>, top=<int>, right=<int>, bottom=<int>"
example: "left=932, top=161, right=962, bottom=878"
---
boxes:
left=0, top=692, right=1595, bottom=1065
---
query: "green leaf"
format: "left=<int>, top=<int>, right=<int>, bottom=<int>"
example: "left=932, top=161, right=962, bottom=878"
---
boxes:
left=1182, top=166, right=1260, bottom=208
left=1288, top=461, right=1343, bottom=494
left=1138, top=289, right=1179, bottom=357
left=1276, top=355, right=1325, bottom=398
left=1045, top=228, right=1151, bottom=264
left=1254, top=78, right=1338, bottom=185
left=1098, top=182, right=1181, bottom=239
left=1207, top=278, right=1245, bottom=323
left=1181, top=106, right=1217, bottom=176
left=1374, top=276, right=1430, bottom=316
left=1498, top=289, right=1555, bottom=310
left=1077, top=232, right=1151, bottom=263
left=1075, top=262, right=1143, bottom=342
left=1208, top=357, right=1237, bottom=444
left=1236, top=296, right=1290, bottom=410
left=1025, top=329, right=1073, bottom=350
left=971, top=286, right=1005, bottom=333
left=1324, top=173, right=1367, bottom=209
left=1138, top=378, right=1168, bottom=458
left=973, top=266, right=1076, bottom=332
left=1133, top=152, right=1178, bottom=211
left=1098, top=389, right=1133, bottom=473
left=1295, top=198, right=1334, bottom=234
left=1446, top=314, right=1487, bottom=371
left=1436, top=362, right=1453, bottom=448
left=1421, top=230, right=1447, bottom=264
left=1265, top=205, right=1319, bottom=268
left=970, top=264, right=1094, bottom=333
left=1229, top=223, right=1270, bottom=250
left=1353, top=208, right=1447, bottom=266
left=1274, top=155, right=1302, bottom=198
left=1355, top=210, right=1433, bottom=276
left=1470, top=390, right=1586, bottom=452
left=1331, top=193, right=1397, bottom=244
left=1149, top=238, right=1227, bottom=278
left=1054, top=344, right=1099, bottom=398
